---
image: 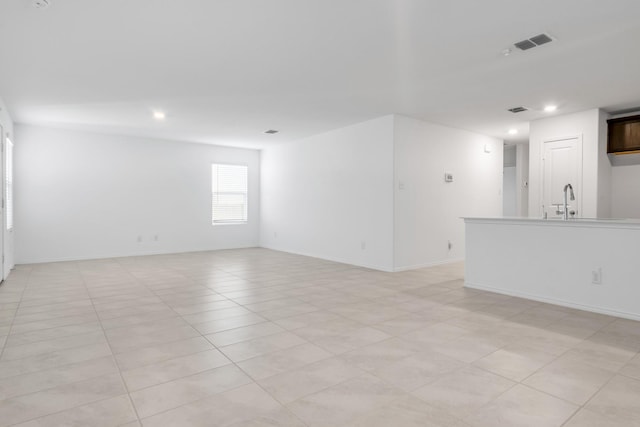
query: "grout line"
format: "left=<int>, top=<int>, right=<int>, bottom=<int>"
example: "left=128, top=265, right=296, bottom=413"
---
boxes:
left=0, top=263, right=140, bottom=425
left=0, top=269, right=31, bottom=361
left=83, top=260, right=144, bottom=425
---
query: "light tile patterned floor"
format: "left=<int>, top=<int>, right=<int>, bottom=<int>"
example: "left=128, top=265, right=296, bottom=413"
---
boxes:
left=0, top=248, right=639, bottom=426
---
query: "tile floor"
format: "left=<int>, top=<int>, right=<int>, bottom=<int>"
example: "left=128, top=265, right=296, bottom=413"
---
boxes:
left=0, top=248, right=639, bottom=426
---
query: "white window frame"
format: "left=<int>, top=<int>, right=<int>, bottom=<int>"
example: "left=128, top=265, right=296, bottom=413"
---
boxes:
left=211, top=163, right=248, bottom=225
left=5, top=138, right=13, bottom=231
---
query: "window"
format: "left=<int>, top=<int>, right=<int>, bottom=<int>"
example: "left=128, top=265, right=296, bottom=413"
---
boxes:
left=5, top=138, right=13, bottom=230
left=212, top=163, right=248, bottom=224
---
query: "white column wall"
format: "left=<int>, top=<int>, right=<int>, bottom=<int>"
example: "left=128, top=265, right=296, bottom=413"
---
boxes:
left=259, top=116, right=395, bottom=271
left=393, top=115, right=503, bottom=270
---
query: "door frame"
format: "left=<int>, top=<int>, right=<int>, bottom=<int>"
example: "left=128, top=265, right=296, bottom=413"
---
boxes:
left=539, top=134, right=584, bottom=218
left=0, top=124, right=4, bottom=282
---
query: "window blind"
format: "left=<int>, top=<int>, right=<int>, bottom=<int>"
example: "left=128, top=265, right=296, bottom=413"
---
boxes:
left=212, top=164, right=248, bottom=224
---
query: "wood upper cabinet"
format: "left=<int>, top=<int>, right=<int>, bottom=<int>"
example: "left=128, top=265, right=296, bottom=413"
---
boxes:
left=608, top=115, right=640, bottom=153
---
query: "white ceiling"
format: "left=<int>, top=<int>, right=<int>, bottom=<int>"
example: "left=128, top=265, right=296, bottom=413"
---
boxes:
left=1, top=0, right=640, bottom=149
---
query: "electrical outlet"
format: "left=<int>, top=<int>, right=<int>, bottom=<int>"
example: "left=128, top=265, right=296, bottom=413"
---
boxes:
left=137, top=235, right=142, bottom=243
left=592, top=268, right=602, bottom=285
left=361, top=241, right=366, bottom=250
left=154, top=235, right=159, bottom=242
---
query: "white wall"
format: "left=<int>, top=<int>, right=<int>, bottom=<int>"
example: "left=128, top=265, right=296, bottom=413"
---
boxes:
left=0, top=97, right=14, bottom=278
left=16, top=114, right=503, bottom=271
left=393, top=115, right=503, bottom=270
left=260, top=116, right=395, bottom=271
left=15, top=125, right=260, bottom=264
left=529, top=109, right=610, bottom=218
left=611, top=165, right=640, bottom=218
left=260, top=114, right=503, bottom=272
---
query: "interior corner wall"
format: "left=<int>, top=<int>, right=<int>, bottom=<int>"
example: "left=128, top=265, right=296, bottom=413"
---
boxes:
left=259, top=116, right=395, bottom=272
left=528, top=109, right=604, bottom=218
left=596, top=109, right=612, bottom=218
left=15, top=124, right=261, bottom=264
left=393, top=115, right=503, bottom=271
left=0, top=97, right=14, bottom=278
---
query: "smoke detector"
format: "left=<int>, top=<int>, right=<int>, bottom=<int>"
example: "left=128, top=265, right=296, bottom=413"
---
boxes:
left=508, top=106, right=529, bottom=113
left=264, top=129, right=279, bottom=134
left=32, top=0, right=51, bottom=9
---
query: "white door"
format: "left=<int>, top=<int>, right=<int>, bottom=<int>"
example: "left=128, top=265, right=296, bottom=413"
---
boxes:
left=542, top=136, right=582, bottom=219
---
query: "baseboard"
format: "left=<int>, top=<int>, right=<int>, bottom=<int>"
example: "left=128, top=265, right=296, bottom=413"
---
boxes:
left=16, top=245, right=260, bottom=265
left=465, top=281, right=640, bottom=322
left=3, top=263, right=14, bottom=280
left=393, top=257, right=464, bottom=272
left=258, top=244, right=395, bottom=272
left=17, top=244, right=460, bottom=275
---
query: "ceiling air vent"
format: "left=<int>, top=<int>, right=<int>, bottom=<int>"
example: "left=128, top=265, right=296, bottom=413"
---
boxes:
left=514, top=33, right=554, bottom=51
left=32, top=0, right=51, bottom=9
left=514, top=40, right=536, bottom=51
left=508, top=106, right=528, bottom=113
left=530, top=33, right=553, bottom=46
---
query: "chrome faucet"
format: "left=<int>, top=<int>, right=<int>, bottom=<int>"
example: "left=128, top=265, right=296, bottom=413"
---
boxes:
left=563, top=183, right=575, bottom=220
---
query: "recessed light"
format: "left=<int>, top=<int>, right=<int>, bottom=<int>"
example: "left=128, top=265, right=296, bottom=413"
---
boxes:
left=544, top=105, right=557, bottom=113
left=153, top=111, right=166, bottom=120
left=508, top=129, right=519, bottom=135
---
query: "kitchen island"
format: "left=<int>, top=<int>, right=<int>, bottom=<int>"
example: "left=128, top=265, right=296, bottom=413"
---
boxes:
left=464, top=217, right=640, bottom=321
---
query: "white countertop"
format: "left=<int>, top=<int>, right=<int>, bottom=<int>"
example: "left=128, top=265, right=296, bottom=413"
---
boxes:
left=463, top=216, right=640, bottom=228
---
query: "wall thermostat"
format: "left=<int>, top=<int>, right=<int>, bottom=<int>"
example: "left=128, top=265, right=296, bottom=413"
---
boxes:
left=444, top=172, right=453, bottom=182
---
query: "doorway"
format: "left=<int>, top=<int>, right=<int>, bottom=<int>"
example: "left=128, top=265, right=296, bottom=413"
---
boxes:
left=503, top=145, right=517, bottom=216
left=0, top=124, right=4, bottom=281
